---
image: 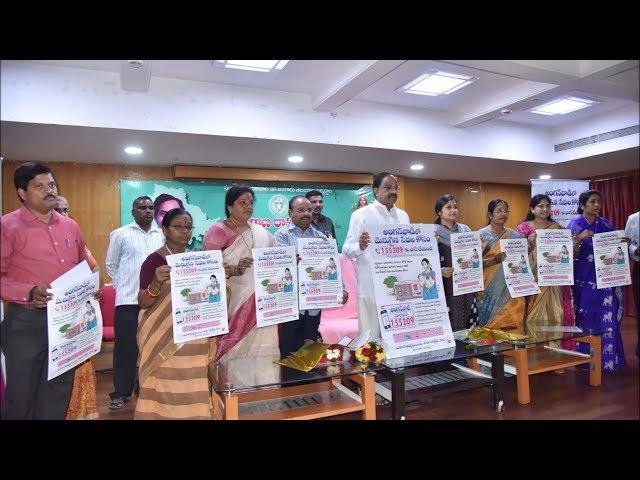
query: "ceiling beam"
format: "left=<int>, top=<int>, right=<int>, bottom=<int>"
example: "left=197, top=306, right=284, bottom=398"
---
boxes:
left=312, top=60, right=406, bottom=112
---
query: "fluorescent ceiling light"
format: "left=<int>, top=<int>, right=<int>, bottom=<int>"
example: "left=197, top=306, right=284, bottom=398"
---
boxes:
left=539, top=174, right=552, bottom=180
left=214, top=60, right=289, bottom=72
left=531, top=96, right=598, bottom=116
left=410, top=164, right=424, bottom=170
left=124, top=146, right=143, bottom=155
left=402, top=71, right=476, bottom=96
left=288, top=155, right=303, bottom=163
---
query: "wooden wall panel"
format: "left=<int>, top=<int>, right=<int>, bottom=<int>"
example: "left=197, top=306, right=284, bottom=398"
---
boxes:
left=403, top=178, right=531, bottom=231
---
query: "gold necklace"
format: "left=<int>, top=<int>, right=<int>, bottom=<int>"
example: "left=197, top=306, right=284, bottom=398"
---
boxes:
left=229, top=217, right=253, bottom=250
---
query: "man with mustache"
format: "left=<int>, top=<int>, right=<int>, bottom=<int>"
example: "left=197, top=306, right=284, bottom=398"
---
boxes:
left=305, top=189, right=337, bottom=239
left=105, top=195, right=164, bottom=410
left=274, top=196, right=347, bottom=357
left=1, top=162, right=90, bottom=419
left=343, top=172, right=410, bottom=341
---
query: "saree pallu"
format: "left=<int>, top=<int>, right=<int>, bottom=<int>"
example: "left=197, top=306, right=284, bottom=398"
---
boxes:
left=135, top=282, right=214, bottom=420
left=568, top=215, right=625, bottom=372
left=516, top=222, right=576, bottom=349
left=65, top=359, right=99, bottom=420
left=476, top=227, right=525, bottom=329
left=204, top=223, right=279, bottom=362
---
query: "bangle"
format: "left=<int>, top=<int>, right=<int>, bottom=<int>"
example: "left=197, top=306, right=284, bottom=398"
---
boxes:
left=146, top=285, right=160, bottom=298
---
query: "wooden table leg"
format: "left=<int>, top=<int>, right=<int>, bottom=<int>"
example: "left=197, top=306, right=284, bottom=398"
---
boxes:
left=588, top=336, right=602, bottom=387
left=360, top=374, right=377, bottom=420
left=511, top=349, right=531, bottom=405
left=467, top=357, right=480, bottom=371
left=224, top=394, right=239, bottom=420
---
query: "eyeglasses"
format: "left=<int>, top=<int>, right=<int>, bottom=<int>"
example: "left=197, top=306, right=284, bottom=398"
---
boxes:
left=493, top=209, right=510, bottom=214
left=168, top=225, right=194, bottom=232
left=136, top=205, right=154, bottom=211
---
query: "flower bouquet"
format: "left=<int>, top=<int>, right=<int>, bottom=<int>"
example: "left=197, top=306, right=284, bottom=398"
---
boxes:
left=351, top=342, right=386, bottom=364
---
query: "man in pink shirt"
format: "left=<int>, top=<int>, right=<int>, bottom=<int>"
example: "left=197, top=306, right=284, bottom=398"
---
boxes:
left=1, top=162, right=89, bottom=419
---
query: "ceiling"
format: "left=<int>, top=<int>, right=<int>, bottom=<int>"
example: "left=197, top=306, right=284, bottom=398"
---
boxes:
left=2, top=121, right=637, bottom=185
left=2, top=60, right=639, bottom=183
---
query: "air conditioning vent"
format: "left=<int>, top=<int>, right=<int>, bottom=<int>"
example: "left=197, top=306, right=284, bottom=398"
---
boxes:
left=554, top=125, right=639, bottom=152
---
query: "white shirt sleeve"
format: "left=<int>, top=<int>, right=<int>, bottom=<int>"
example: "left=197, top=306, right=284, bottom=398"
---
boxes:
left=105, top=229, right=122, bottom=281
left=342, top=210, right=365, bottom=259
left=624, top=213, right=640, bottom=262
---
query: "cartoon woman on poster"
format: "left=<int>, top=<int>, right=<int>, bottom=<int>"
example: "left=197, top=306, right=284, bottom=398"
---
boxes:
left=206, top=274, right=221, bottom=303
left=418, top=258, right=438, bottom=300
left=560, top=245, right=570, bottom=264
left=326, top=257, right=338, bottom=281
left=615, top=246, right=625, bottom=264
left=283, top=268, right=294, bottom=293
left=471, top=249, right=480, bottom=269
left=519, top=255, right=529, bottom=274
left=83, top=301, right=98, bottom=330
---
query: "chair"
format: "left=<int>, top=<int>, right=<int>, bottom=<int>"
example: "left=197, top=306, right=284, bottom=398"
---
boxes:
left=100, top=283, right=116, bottom=342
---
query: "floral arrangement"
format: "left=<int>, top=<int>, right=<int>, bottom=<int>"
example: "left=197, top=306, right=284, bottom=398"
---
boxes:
left=353, top=342, right=385, bottom=363
left=318, top=344, right=344, bottom=364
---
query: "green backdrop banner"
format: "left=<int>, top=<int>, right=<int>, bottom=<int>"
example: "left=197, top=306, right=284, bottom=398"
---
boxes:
left=120, top=180, right=374, bottom=251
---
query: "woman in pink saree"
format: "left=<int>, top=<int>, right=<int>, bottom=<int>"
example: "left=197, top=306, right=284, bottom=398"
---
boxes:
left=204, top=185, right=279, bottom=362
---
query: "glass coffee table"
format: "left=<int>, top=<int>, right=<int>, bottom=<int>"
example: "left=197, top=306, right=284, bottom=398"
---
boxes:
left=209, top=354, right=382, bottom=420
left=377, top=340, right=516, bottom=420
left=468, top=327, right=603, bottom=405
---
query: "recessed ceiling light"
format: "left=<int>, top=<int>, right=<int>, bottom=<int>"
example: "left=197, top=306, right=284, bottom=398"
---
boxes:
left=401, top=70, right=477, bottom=96
left=410, top=164, right=424, bottom=170
left=539, top=174, right=552, bottom=180
left=467, top=187, right=480, bottom=193
left=124, top=146, right=143, bottom=155
left=501, top=108, right=512, bottom=114
left=531, top=96, right=598, bottom=116
left=288, top=155, right=303, bottom=163
left=213, top=60, right=289, bottom=73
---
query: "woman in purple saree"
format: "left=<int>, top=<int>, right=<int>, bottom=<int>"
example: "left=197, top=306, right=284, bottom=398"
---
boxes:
left=567, top=190, right=629, bottom=372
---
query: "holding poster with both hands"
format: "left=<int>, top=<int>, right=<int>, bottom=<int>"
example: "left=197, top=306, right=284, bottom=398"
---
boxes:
left=500, top=238, right=541, bottom=298
left=252, top=246, right=299, bottom=327
left=593, top=230, right=632, bottom=289
left=297, top=237, right=343, bottom=310
left=165, top=250, right=229, bottom=344
left=369, top=224, right=454, bottom=359
left=47, top=270, right=102, bottom=380
left=450, top=231, right=484, bottom=296
left=536, top=229, right=574, bottom=286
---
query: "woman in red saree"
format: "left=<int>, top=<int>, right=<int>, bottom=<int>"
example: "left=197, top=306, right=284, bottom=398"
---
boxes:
left=204, top=185, right=279, bottom=362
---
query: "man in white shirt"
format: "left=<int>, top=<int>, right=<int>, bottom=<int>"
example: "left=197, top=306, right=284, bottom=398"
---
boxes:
left=624, top=211, right=639, bottom=358
left=343, top=172, right=409, bottom=341
left=105, top=196, right=164, bottom=409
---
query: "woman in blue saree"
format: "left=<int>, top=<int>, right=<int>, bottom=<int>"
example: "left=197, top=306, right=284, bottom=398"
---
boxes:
left=476, top=199, right=526, bottom=328
left=567, top=190, right=630, bottom=372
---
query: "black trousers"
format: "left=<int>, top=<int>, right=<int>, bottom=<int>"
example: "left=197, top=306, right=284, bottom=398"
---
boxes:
left=110, top=304, right=140, bottom=400
left=278, top=310, right=322, bottom=358
left=0, top=304, right=75, bottom=419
